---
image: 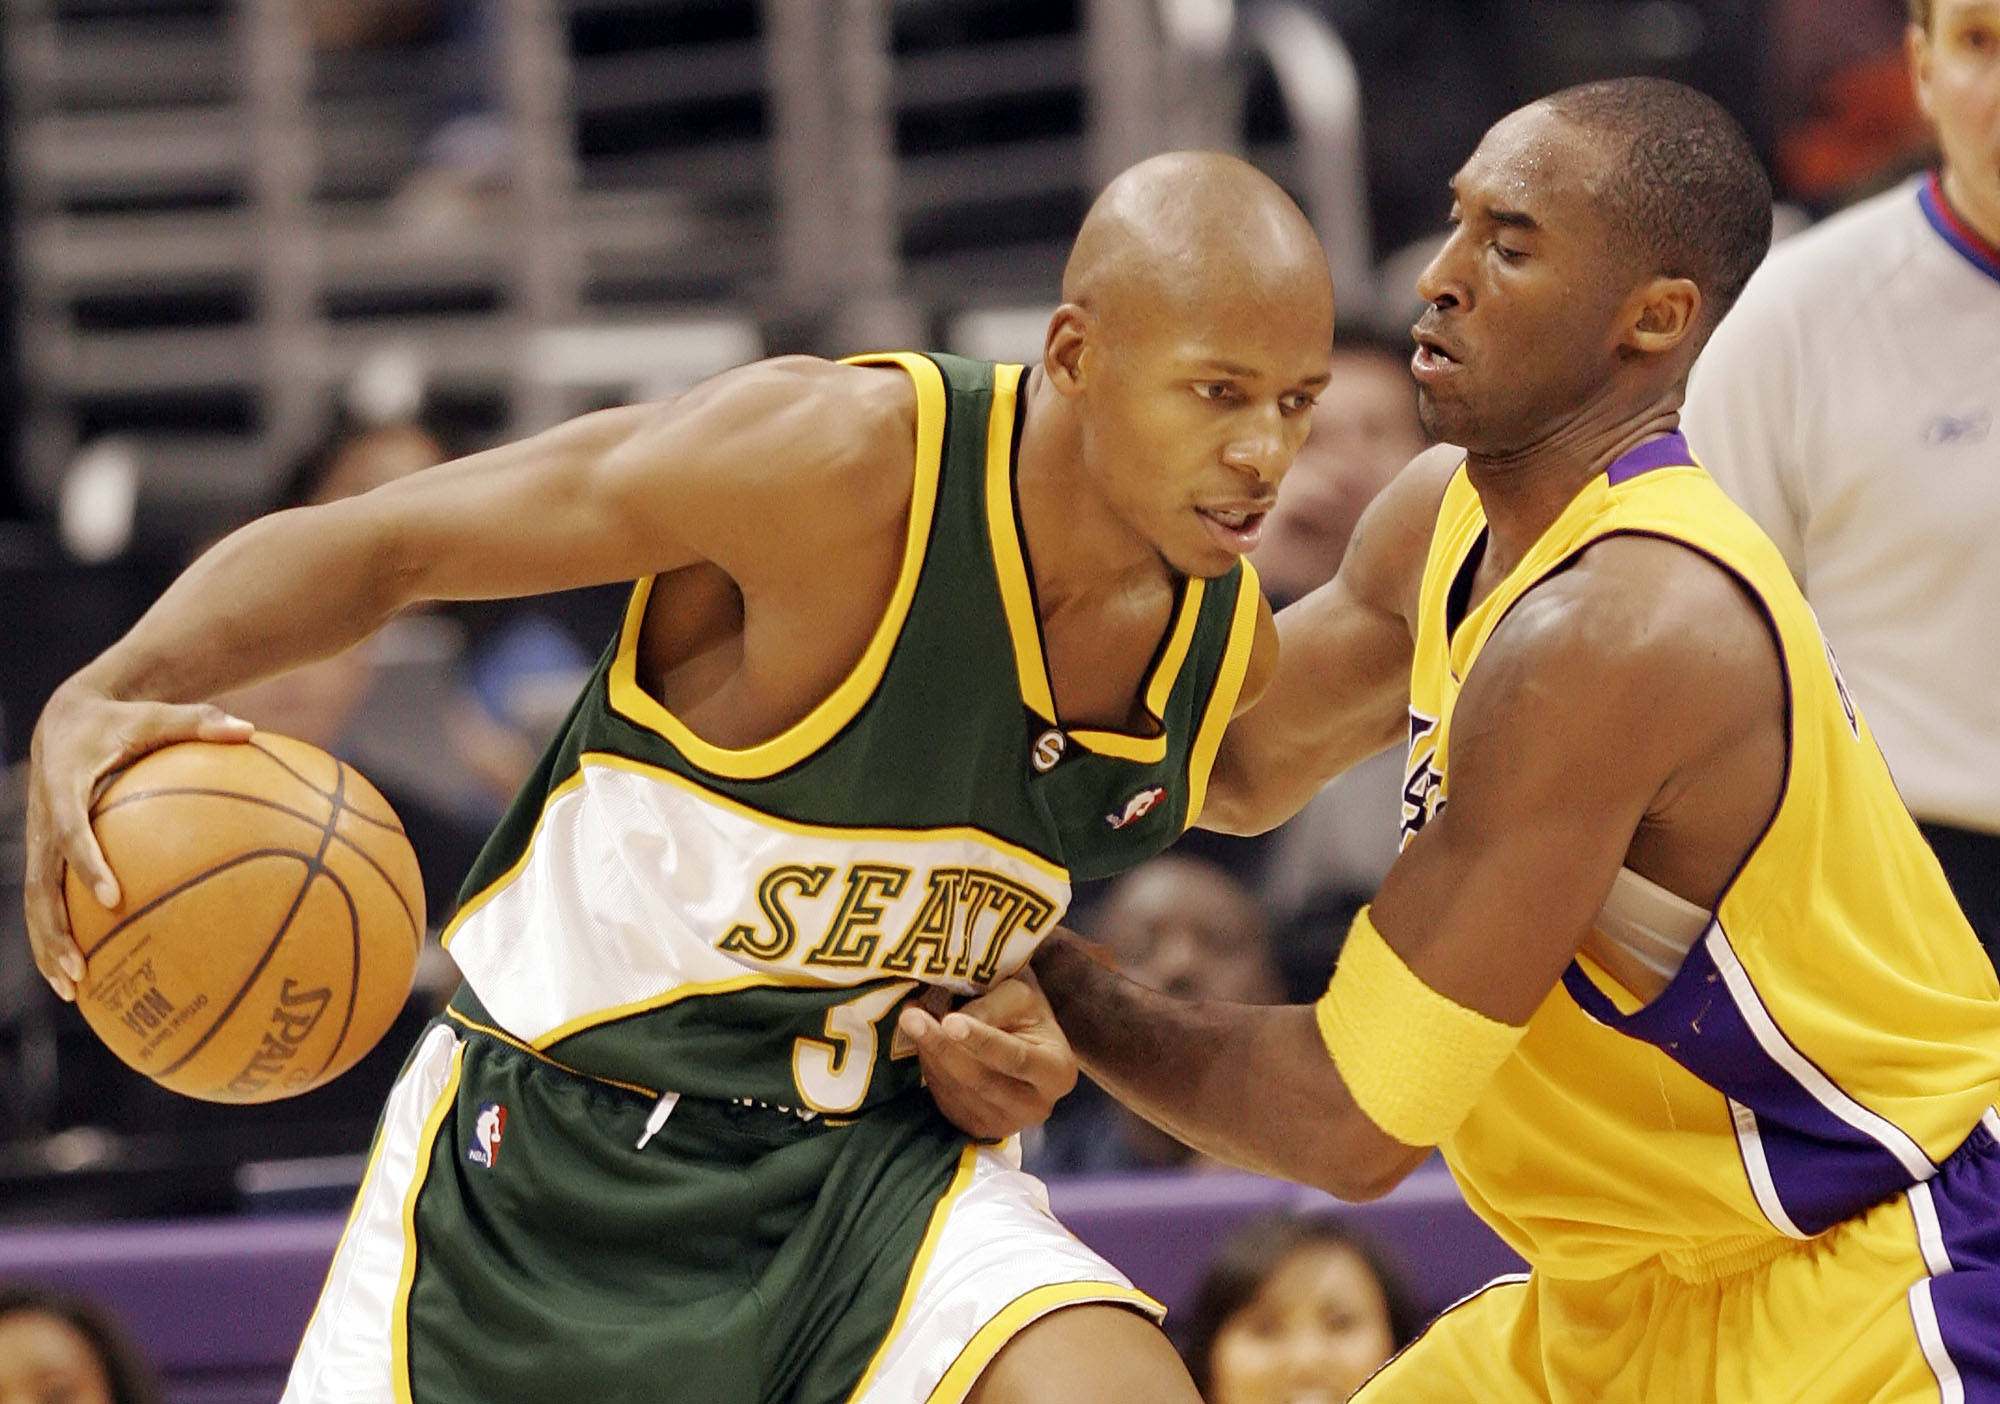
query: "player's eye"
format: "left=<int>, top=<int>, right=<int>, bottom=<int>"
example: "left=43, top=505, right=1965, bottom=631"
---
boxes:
left=1491, top=242, right=1526, bottom=264
left=1195, top=382, right=1239, bottom=404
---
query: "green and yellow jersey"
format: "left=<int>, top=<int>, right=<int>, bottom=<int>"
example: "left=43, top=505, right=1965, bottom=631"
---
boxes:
left=440, top=352, right=1261, bottom=1116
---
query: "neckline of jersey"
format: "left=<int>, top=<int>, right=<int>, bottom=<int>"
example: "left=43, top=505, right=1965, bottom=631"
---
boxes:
left=1919, top=171, right=2000, bottom=287
left=1605, top=430, right=1697, bottom=486
left=1444, top=442, right=1700, bottom=672
left=983, top=362, right=1206, bottom=763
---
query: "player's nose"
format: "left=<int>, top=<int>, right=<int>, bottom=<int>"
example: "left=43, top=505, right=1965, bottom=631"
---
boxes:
left=1222, top=406, right=1291, bottom=484
left=1415, top=233, right=1470, bottom=312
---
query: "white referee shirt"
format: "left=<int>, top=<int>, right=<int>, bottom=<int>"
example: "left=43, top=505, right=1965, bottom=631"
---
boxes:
left=1684, top=175, right=2000, bottom=834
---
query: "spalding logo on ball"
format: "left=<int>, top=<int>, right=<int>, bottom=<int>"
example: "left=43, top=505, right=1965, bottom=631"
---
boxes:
left=63, top=733, right=425, bottom=1104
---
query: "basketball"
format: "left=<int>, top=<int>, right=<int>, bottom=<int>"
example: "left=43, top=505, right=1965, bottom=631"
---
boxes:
left=62, top=733, right=426, bottom=1104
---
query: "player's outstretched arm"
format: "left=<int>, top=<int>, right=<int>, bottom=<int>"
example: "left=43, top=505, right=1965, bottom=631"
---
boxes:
left=22, top=356, right=914, bottom=998
left=1197, top=444, right=1458, bottom=836
left=1013, top=537, right=1784, bottom=1196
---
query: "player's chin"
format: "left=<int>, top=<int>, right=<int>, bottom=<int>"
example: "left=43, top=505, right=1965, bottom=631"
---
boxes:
left=1164, top=531, right=1248, bottom=579
left=1415, top=385, right=1476, bottom=445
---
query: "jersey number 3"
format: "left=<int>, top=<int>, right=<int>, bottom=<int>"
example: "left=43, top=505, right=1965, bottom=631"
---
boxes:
left=792, top=981, right=918, bottom=1114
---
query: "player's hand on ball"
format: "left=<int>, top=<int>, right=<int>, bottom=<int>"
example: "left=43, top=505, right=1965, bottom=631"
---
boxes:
left=23, top=680, right=253, bottom=1001
left=900, top=968, right=1079, bottom=1141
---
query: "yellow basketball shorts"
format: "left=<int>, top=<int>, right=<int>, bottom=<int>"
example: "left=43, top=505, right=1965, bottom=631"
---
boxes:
left=1356, top=1113, right=2000, bottom=1403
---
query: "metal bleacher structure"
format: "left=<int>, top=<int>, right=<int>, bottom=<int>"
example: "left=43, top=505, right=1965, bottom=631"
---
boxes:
left=4, top=0, right=1373, bottom=546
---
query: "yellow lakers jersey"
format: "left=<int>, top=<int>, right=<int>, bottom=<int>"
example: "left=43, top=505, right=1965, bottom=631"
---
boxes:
left=1405, top=432, right=2000, bottom=1281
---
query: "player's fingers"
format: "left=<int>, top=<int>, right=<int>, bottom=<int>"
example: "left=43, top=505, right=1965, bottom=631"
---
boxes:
left=59, top=700, right=235, bottom=910
left=20, top=790, right=82, bottom=998
left=906, top=1011, right=1026, bottom=1098
left=46, top=771, right=118, bottom=914
left=938, top=1010, right=1041, bottom=1081
left=22, top=882, right=79, bottom=1002
left=952, top=975, right=1043, bottom=1032
left=923, top=1062, right=1038, bottom=1141
left=907, top=1014, right=1061, bottom=1139
left=898, top=1003, right=938, bottom=1043
left=137, top=701, right=253, bottom=748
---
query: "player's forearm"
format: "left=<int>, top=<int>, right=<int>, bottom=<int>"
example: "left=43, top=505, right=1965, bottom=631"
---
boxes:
left=1031, top=932, right=1415, bottom=1199
left=75, top=502, right=416, bottom=707
left=1200, top=711, right=1399, bottom=835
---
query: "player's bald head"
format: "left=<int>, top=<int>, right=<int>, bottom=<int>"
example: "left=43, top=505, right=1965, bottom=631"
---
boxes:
left=1061, top=152, right=1332, bottom=339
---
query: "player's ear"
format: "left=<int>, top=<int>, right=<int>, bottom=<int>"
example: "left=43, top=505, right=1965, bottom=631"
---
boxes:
left=1042, top=304, right=1092, bottom=395
left=1621, top=277, right=1702, bottom=358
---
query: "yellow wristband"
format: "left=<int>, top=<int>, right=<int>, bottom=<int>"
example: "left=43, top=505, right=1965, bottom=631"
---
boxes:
left=1314, top=906, right=1526, bottom=1147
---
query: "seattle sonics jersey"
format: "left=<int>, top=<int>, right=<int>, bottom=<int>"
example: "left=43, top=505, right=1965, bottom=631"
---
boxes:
left=441, top=352, right=1261, bottom=1115
left=1405, top=432, right=2000, bottom=1280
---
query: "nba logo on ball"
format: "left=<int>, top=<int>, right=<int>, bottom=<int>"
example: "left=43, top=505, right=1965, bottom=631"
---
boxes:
left=468, top=1102, right=507, bottom=1168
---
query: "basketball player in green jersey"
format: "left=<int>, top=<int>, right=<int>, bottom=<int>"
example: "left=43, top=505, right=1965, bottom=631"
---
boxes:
left=921, top=81, right=2000, bottom=1400
left=21, top=152, right=1328, bottom=1404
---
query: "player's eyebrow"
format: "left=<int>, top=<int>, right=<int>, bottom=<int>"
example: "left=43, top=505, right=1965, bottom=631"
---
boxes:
left=1190, top=360, right=1332, bottom=391
left=1446, top=177, right=1542, bottom=233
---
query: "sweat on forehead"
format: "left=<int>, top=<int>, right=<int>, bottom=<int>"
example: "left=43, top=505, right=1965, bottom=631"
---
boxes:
left=1061, top=151, right=1329, bottom=321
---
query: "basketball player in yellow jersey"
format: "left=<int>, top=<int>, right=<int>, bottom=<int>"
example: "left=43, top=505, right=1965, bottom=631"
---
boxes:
left=914, top=79, right=2000, bottom=1400
left=21, top=153, right=1333, bottom=1404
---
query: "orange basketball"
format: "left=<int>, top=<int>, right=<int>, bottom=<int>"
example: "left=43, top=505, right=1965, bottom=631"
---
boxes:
left=63, top=733, right=425, bottom=1103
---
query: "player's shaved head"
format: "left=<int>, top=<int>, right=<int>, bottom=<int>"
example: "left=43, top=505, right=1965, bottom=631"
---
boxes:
left=1062, top=151, right=1332, bottom=338
left=1037, top=152, right=1334, bottom=581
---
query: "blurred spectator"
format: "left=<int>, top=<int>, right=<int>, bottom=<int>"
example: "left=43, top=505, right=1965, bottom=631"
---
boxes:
left=1251, top=337, right=1427, bottom=611
left=0, top=1283, right=161, bottom=1404
left=1768, top=0, right=1932, bottom=202
left=1684, top=0, right=2000, bottom=967
left=1296, top=2, right=1508, bottom=260
left=1176, top=1213, right=1421, bottom=1404
left=306, top=0, right=509, bottom=234
left=1031, top=858, right=1281, bottom=1175
left=1249, top=337, right=1426, bottom=1000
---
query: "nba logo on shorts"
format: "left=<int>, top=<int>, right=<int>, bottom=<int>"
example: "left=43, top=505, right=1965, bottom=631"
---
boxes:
left=467, top=1102, right=507, bottom=1168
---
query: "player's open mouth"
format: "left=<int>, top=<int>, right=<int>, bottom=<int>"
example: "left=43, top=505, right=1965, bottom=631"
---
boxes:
left=1196, top=505, right=1268, bottom=552
left=1411, top=334, right=1461, bottom=382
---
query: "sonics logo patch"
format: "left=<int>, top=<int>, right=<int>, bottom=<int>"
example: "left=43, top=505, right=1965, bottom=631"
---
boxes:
left=467, top=1102, right=507, bottom=1168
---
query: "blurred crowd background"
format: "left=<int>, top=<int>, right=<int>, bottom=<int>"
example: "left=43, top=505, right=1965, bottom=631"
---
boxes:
left=0, top=2, right=1965, bottom=1391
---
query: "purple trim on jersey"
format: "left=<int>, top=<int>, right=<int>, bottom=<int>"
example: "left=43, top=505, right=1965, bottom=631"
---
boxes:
left=1917, top=1117, right=2000, bottom=1396
left=1920, top=172, right=2000, bottom=287
left=1603, top=431, right=1696, bottom=486
left=1561, top=938, right=1922, bottom=1235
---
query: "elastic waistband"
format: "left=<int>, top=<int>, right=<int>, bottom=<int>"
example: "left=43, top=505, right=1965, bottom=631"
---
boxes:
left=1659, top=1233, right=1803, bottom=1285
left=440, top=991, right=841, bottom=1133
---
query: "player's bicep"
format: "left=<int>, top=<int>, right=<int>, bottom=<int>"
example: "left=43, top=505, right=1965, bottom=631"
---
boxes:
left=360, top=358, right=872, bottom=603
left=1370, top=593, right=1678, bottom=1027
